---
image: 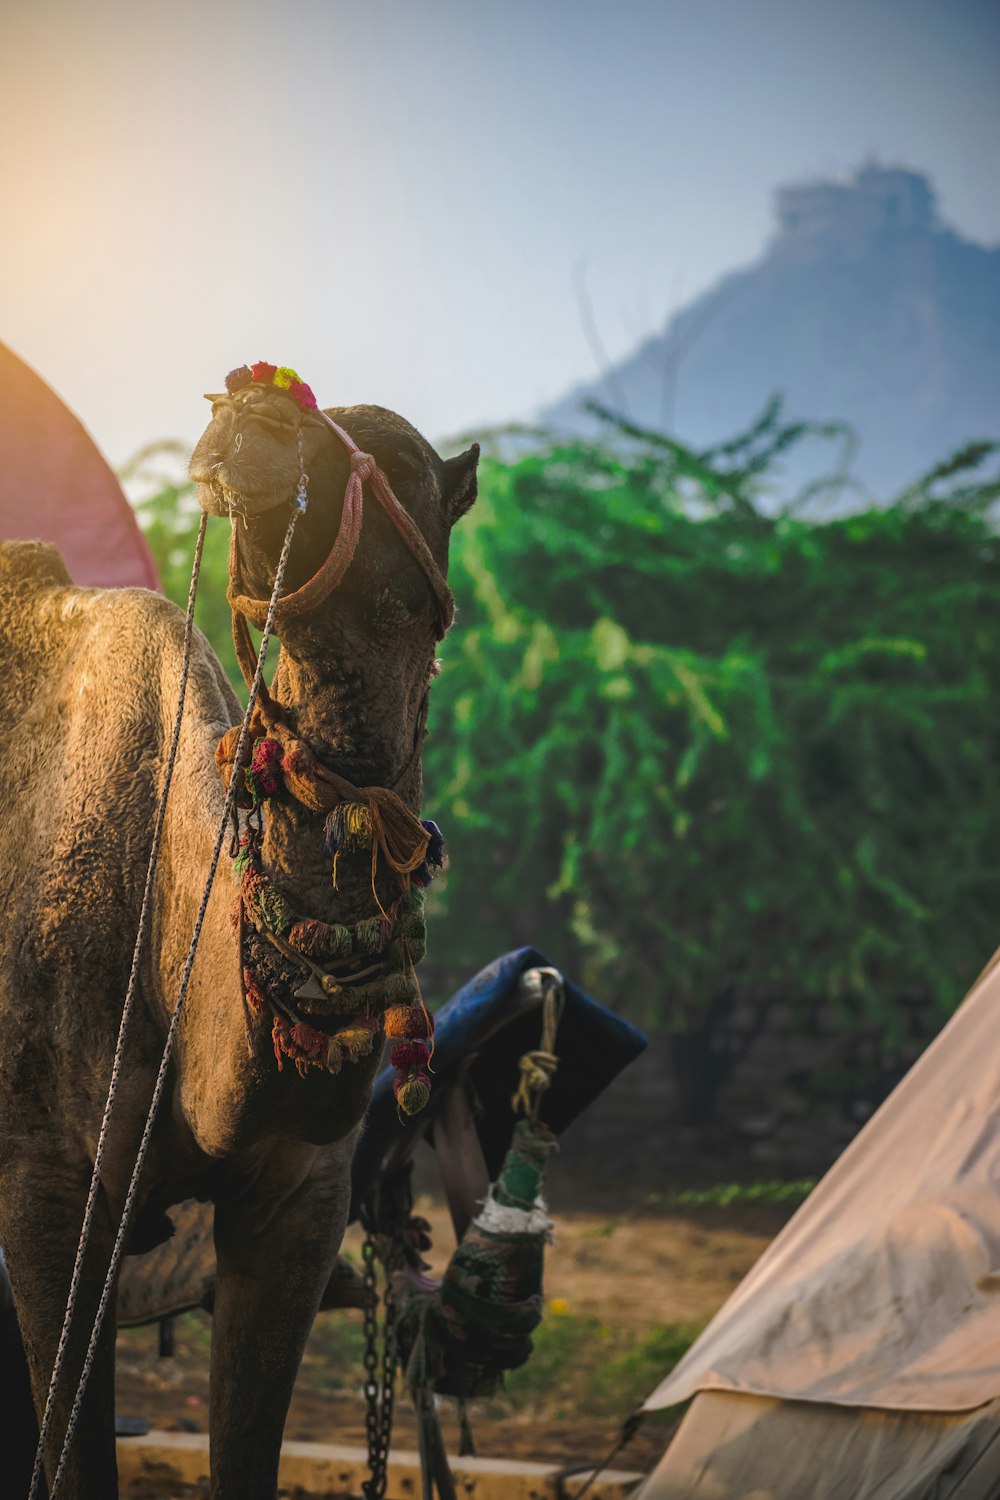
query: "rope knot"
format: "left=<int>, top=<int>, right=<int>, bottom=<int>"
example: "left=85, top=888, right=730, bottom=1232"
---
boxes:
left=511, top=1049, right=559, bottom=1117
left=351, top=449, right=378, bottom=483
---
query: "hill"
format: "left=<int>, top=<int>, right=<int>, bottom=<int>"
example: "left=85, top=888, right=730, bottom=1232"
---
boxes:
left=544, top=165, right=1000, bottom=498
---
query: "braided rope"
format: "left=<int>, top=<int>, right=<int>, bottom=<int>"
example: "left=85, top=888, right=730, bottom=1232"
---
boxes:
left=41, top=503, right=303, bottom=1499
left=28, top=512, right=208, bottom=1499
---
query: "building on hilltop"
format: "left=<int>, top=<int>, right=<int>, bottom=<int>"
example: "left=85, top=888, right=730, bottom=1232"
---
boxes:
left=775, top=164, right=939, bottom=245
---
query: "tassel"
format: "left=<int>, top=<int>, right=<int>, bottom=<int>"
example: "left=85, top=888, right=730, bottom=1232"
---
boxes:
left=390, top=1040, right=431, bottom=1070
left=353, top=917, right=385, bottom=956
left=404, top=886, right=427, bottom=915
left=288, top=919, right=352, bottom=962
left=385, top=1003, right=435, bottom=1040
left=421, top=819, right=447, bottom=871
left=283, top=1021, right=328, bottom=1075
left=338, top=1017, right=380, bottom=1061
left=324, top=802, right=375, bottom=856
left=245, top=737, right=283, bottom=803
left=399, top=909, right=427, bottom=946
left=232, top=838, right=258, bottom=880
left=412, top=818, right=447, bottom=888
left=242, top=871, right=294, bottom=935
left=394, top=1068, right=432, bottom=1116
left=272, top=1015, right=290, bottom=1070
left=384, top=971, right=418, bottom=1006
left=243, top=969, right=268, bottom=1015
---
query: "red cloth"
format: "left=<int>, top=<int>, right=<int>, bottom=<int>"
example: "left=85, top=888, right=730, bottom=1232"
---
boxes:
left=0, top=342, right=160, bottom=590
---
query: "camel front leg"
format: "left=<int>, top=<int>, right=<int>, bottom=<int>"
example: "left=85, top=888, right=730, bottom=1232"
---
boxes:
left=0, top=1159, right=120, bottom=1500
left=209, top=1139, right=355, bottom=1500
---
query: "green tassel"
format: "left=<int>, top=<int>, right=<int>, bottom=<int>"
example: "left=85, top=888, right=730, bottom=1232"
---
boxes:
left=399, top=913, right=427, bottom=947
left=327, top=924, right=353, bottom=959
left=353, top=917, right=384, bottom=956
left=403, top=886, right=426, bottom=916
left=255, top=883, right=294, bottom=935
left=232, top=842, right=258, bottom=881
left=383, top=971, right=418, bottom=1006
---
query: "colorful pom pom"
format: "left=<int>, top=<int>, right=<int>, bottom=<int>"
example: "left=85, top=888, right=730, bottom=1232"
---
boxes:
left=324, top=802, right=375, bottom=856
left=384, top=1003, right=434, bottom=1040
left=390, top=1040, right=431, bottom=1070
left=226, top=365, right=252, bottom=393
left=246, top=737, right=283, bottom=800
left=394, top=1069, right=432, bottom=1116
left=251, top=361, right=277, bottom=384
left=289, top=378, right=318, bottom=411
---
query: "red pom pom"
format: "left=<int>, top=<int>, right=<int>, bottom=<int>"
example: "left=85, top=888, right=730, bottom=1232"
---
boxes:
left=250, top=737, right=283, bottom=796
left=390, top=1040, right=431, bottom=1070
left=251, top=361, right=277, bottom=384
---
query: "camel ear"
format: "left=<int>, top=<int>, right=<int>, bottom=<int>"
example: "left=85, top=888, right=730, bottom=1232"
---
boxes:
left=441, top=443, right=479, bottom=526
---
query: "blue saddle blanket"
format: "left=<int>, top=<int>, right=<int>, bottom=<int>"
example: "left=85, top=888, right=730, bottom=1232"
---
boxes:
left=350, top=945, right=647, bottom=1211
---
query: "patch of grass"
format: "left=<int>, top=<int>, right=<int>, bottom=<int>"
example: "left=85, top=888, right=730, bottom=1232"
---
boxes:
left=501, top=1314, right=703, bottom=1420
left=645, top=1178, right=817, bottom=1210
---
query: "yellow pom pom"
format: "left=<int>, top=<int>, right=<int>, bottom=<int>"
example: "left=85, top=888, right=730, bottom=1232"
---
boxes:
left=395, top=1073, right=431, bottom=1116
left=273, top=366, right=300, bottom=390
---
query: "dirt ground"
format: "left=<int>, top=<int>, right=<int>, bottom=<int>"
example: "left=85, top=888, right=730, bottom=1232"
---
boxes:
left=116, top=1195, right=786, bottom=1484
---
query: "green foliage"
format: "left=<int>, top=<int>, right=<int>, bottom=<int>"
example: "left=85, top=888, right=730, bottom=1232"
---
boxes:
left=424, top=407, right=1000, bottom=1038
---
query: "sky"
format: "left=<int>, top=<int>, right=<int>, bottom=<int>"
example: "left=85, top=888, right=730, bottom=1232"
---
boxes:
left=1, top=0, right=998, bottom=467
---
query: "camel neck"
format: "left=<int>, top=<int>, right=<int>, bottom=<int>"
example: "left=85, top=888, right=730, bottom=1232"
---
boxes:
left=255, top=641, right=427, bottom=926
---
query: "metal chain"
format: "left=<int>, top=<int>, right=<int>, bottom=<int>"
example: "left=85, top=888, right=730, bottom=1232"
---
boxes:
left=361, top=1233, right=400, bottom=1500
left=28, top=512, right=208, bottom=1500
left=41, top=499, right=305, bottom=1500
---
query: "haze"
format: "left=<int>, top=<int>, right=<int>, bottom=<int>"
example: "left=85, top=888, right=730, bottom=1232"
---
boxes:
left=1, top=0, right=997, bottom=465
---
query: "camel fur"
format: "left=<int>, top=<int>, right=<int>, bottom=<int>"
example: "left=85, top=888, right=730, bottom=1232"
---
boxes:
left=0, top=394, right=478, bottom=1499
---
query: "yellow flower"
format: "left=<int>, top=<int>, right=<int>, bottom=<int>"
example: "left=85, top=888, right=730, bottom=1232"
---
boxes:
left=273, top=366, right=300, bottom=390
left=549, top=1297, right=569, bottom=1317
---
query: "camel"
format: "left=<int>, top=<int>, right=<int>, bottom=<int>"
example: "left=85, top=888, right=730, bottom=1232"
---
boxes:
left=0, top=366, right=479, bottom=1499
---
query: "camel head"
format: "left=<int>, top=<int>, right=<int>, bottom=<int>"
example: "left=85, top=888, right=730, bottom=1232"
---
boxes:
left=190, top=364, right=479, bottom=782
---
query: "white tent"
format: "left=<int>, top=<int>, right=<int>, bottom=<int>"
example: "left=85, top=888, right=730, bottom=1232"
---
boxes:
left=637, top=949, right=1000, bottom=1499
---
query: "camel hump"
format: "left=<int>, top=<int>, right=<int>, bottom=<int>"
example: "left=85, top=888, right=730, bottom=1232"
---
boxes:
left=0, top=539, right=72, bottom=589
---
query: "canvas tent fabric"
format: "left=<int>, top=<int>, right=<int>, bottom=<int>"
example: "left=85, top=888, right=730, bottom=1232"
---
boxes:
left=636, top=947, right=1000, bottom=1498
left=644, top=947, right=1000, bottom=1417
left=636, top=1391, right=1000, bottom=1500
left=0, top=342, right=159, bottom=590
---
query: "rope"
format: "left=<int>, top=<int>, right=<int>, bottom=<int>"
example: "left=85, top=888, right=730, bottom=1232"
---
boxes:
left=39, top=501, right=303, bottom=1500
left=565, top=1410, right=645, bottom=1500
left=27, top=512, right=208, bottom=1500
left=510, top=972, right=564, bottom=1118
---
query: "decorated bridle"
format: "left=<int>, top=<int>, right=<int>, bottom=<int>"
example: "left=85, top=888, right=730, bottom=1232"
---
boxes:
left=219, top=361, right=454, bottom=706
left=214, top=363, right=452, bottom=1113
